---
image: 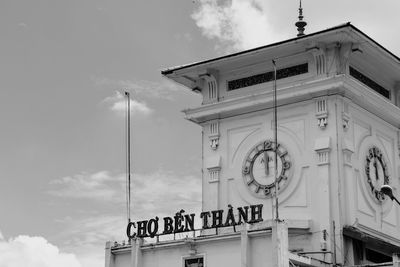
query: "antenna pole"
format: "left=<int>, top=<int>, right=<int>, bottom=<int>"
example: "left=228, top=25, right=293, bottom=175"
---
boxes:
left=272, top=60, right=279, bottom=221
left=125, top=91, right=131, bottom=224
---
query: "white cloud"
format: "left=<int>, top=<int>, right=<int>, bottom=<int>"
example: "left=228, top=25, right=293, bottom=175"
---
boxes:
left=48, top=169, right=201, bottom=265
left=102, top=91, right=153, bottom=116
left=94, top=77, right=182, bottom=101
left=48, top=215, right=127, bottom=267
left=48, top=170, right=201, bottom=216
left=0, top=235, right=81, bottom=267
left=48, top=170, right=124, bottom=202
left=192, top=0, right=283, bottom=52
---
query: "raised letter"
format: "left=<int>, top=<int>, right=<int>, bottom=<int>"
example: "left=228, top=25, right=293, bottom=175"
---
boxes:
left=211, top=210, right=224, bottom=228
left=174, top=210, right=185, bottom=233
left=237, top=206, right=249, bottom=224
left=137, top=220, right=148, bottom=237
left=224, top=206, right=236, bottom=226
left=163, top=217, right=174, bottom=234
left=147, top=217, right=159, bottom=238
left=184, top=214, right=195, bottom=231
left=249, top=204, right=263, bottom=223
left=126, top=222, right=137, bottom=239
left=200, top=211, right=211, bottom=229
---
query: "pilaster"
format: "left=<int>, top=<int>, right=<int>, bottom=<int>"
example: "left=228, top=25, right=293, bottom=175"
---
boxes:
left=342, top=138, right=355, bottom=224
left=105, top=241, right=113, bottom=267
left=313, top=137, right=332, bottom=253
left=131, top=238, right=143, bottom=267
left=240, top=226, right=249, bottom=267
left=271, top=221, right=289, bottom=267
left=206, top=156, right=221, bottom=210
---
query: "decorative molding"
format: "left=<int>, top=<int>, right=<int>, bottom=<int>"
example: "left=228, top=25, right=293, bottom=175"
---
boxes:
left=310, top=46, right=326, bottom=76
left=208, top=169, right=220, bottom=183
left=314, top=137, right=331, bottom=165
left=206, top=156, right=221, bottom=183
left=315, top=98, right=328, bottom=129
left=342, top=138, right=354, bottom=166
left=200, top=72, right=218, bottom=102
left=342, top=112, right=350, bottom=131
left=208, top=120, right=220, bottom=150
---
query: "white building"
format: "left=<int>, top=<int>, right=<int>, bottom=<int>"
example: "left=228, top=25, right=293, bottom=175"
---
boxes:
left=105, top=23, right=400, bottom=267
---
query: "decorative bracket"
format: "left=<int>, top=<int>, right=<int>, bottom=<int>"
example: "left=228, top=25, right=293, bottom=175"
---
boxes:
left=199, top=71, right=218, bottom=102
left=314, top=137, right=331, bottom=165
left=309, top=44, right=326, bottom=76
left=342, top=112, right=350, bottom=131
left=342, top=99, right=350, bottom=131
left=315, top=98, right=328, bottom=129
left=342, top=138, right=354, bottom=166
left=206, top=156, right=221, bottom=183
left=208, top=120, right=220, bottom=150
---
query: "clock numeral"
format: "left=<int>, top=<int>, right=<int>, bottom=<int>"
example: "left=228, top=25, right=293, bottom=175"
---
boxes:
left=264, top=188, right=270, bottom=195
left=247, top=179, right=255, bottom=186
left=279, top=174, right=287, bottom=181
left=283, top=162, right=291, bottom=170
left=279, top=150, right=288, bottom=157
left=264, top=141, right=272, bottom=150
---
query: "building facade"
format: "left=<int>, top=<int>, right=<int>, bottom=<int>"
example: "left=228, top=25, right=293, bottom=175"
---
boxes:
left=106, top=23, right=400, bottom=267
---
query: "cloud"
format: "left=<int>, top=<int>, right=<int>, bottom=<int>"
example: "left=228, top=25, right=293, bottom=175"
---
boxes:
left=48, top=170, right=201, bottom=216
left=131, top=170, right=202, bottom=219
left=102, top=91, right=153, bottom=116
left=48, top=168, right=202, bottom=264
left=192, top=0, right=282, bottom=52
left=48, top=170, right=124, bottom=202
left=48, top=169, right=201, bottom=265
left=0, top=235, right=81, bottom=267
left=93, top=77, right=182, bottom=101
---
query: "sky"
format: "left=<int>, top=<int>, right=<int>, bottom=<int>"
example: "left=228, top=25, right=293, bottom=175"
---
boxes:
left=0, top=0, right=400, bottom=266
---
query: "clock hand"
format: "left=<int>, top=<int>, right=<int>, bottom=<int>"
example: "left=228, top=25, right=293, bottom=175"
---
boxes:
left=264, top=151, right=269, bottom=176
left=374, top=158, right=379, bottom=181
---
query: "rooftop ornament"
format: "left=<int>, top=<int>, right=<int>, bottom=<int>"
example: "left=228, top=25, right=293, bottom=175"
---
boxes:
left=295, top=0, right=307, bottom=37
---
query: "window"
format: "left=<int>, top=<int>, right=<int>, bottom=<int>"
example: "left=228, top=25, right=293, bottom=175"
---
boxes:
left=365, top=248, right=392, bottom=263
left=227, top=63, right=308, bottom=91
left=349, top=67, right=390, bottom=99
left=184, top=257, right=204, bottom=267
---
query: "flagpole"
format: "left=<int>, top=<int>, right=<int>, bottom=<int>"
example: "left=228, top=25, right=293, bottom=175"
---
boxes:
left=272, top=60, right=279, bottom=221
left=125, top=91, right=131, bottom=225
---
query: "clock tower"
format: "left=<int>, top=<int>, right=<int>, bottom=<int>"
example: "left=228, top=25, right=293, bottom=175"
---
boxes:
left=162, top=23, right=400, bottom=264
left=105, top=22, right=400, bottom=267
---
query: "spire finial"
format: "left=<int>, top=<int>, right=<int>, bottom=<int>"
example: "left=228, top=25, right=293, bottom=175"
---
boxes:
left=295, top=0, right=307, bottom=37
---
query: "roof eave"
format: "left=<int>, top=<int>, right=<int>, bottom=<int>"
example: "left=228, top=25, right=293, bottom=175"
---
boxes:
left=161, top=22, right=400, bottom=78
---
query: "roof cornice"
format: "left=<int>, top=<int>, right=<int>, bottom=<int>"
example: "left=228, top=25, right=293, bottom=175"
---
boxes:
left=161, top=23, right=400, bottom=77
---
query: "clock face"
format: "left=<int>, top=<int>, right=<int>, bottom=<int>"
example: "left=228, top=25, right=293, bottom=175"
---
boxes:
left=365, top=146, right=389, bottom=201
left=242, top=140, right=291, bottom=198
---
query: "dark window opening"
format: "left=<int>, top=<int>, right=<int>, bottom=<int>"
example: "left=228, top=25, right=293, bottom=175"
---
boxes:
left=352, top=239, right=364, bottom=265
left=227, top=63, right=308, bottom=91
left=365, top=248, right=392, bottom=263
left=184, top=257, right=204, bottom=267
left=349, top=67, right=390, bottom=99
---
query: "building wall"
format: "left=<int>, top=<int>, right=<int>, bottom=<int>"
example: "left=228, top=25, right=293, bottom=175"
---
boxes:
left=109, top=31, right=400, bottom=266
left=341, top=97, right=400, bottom=239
